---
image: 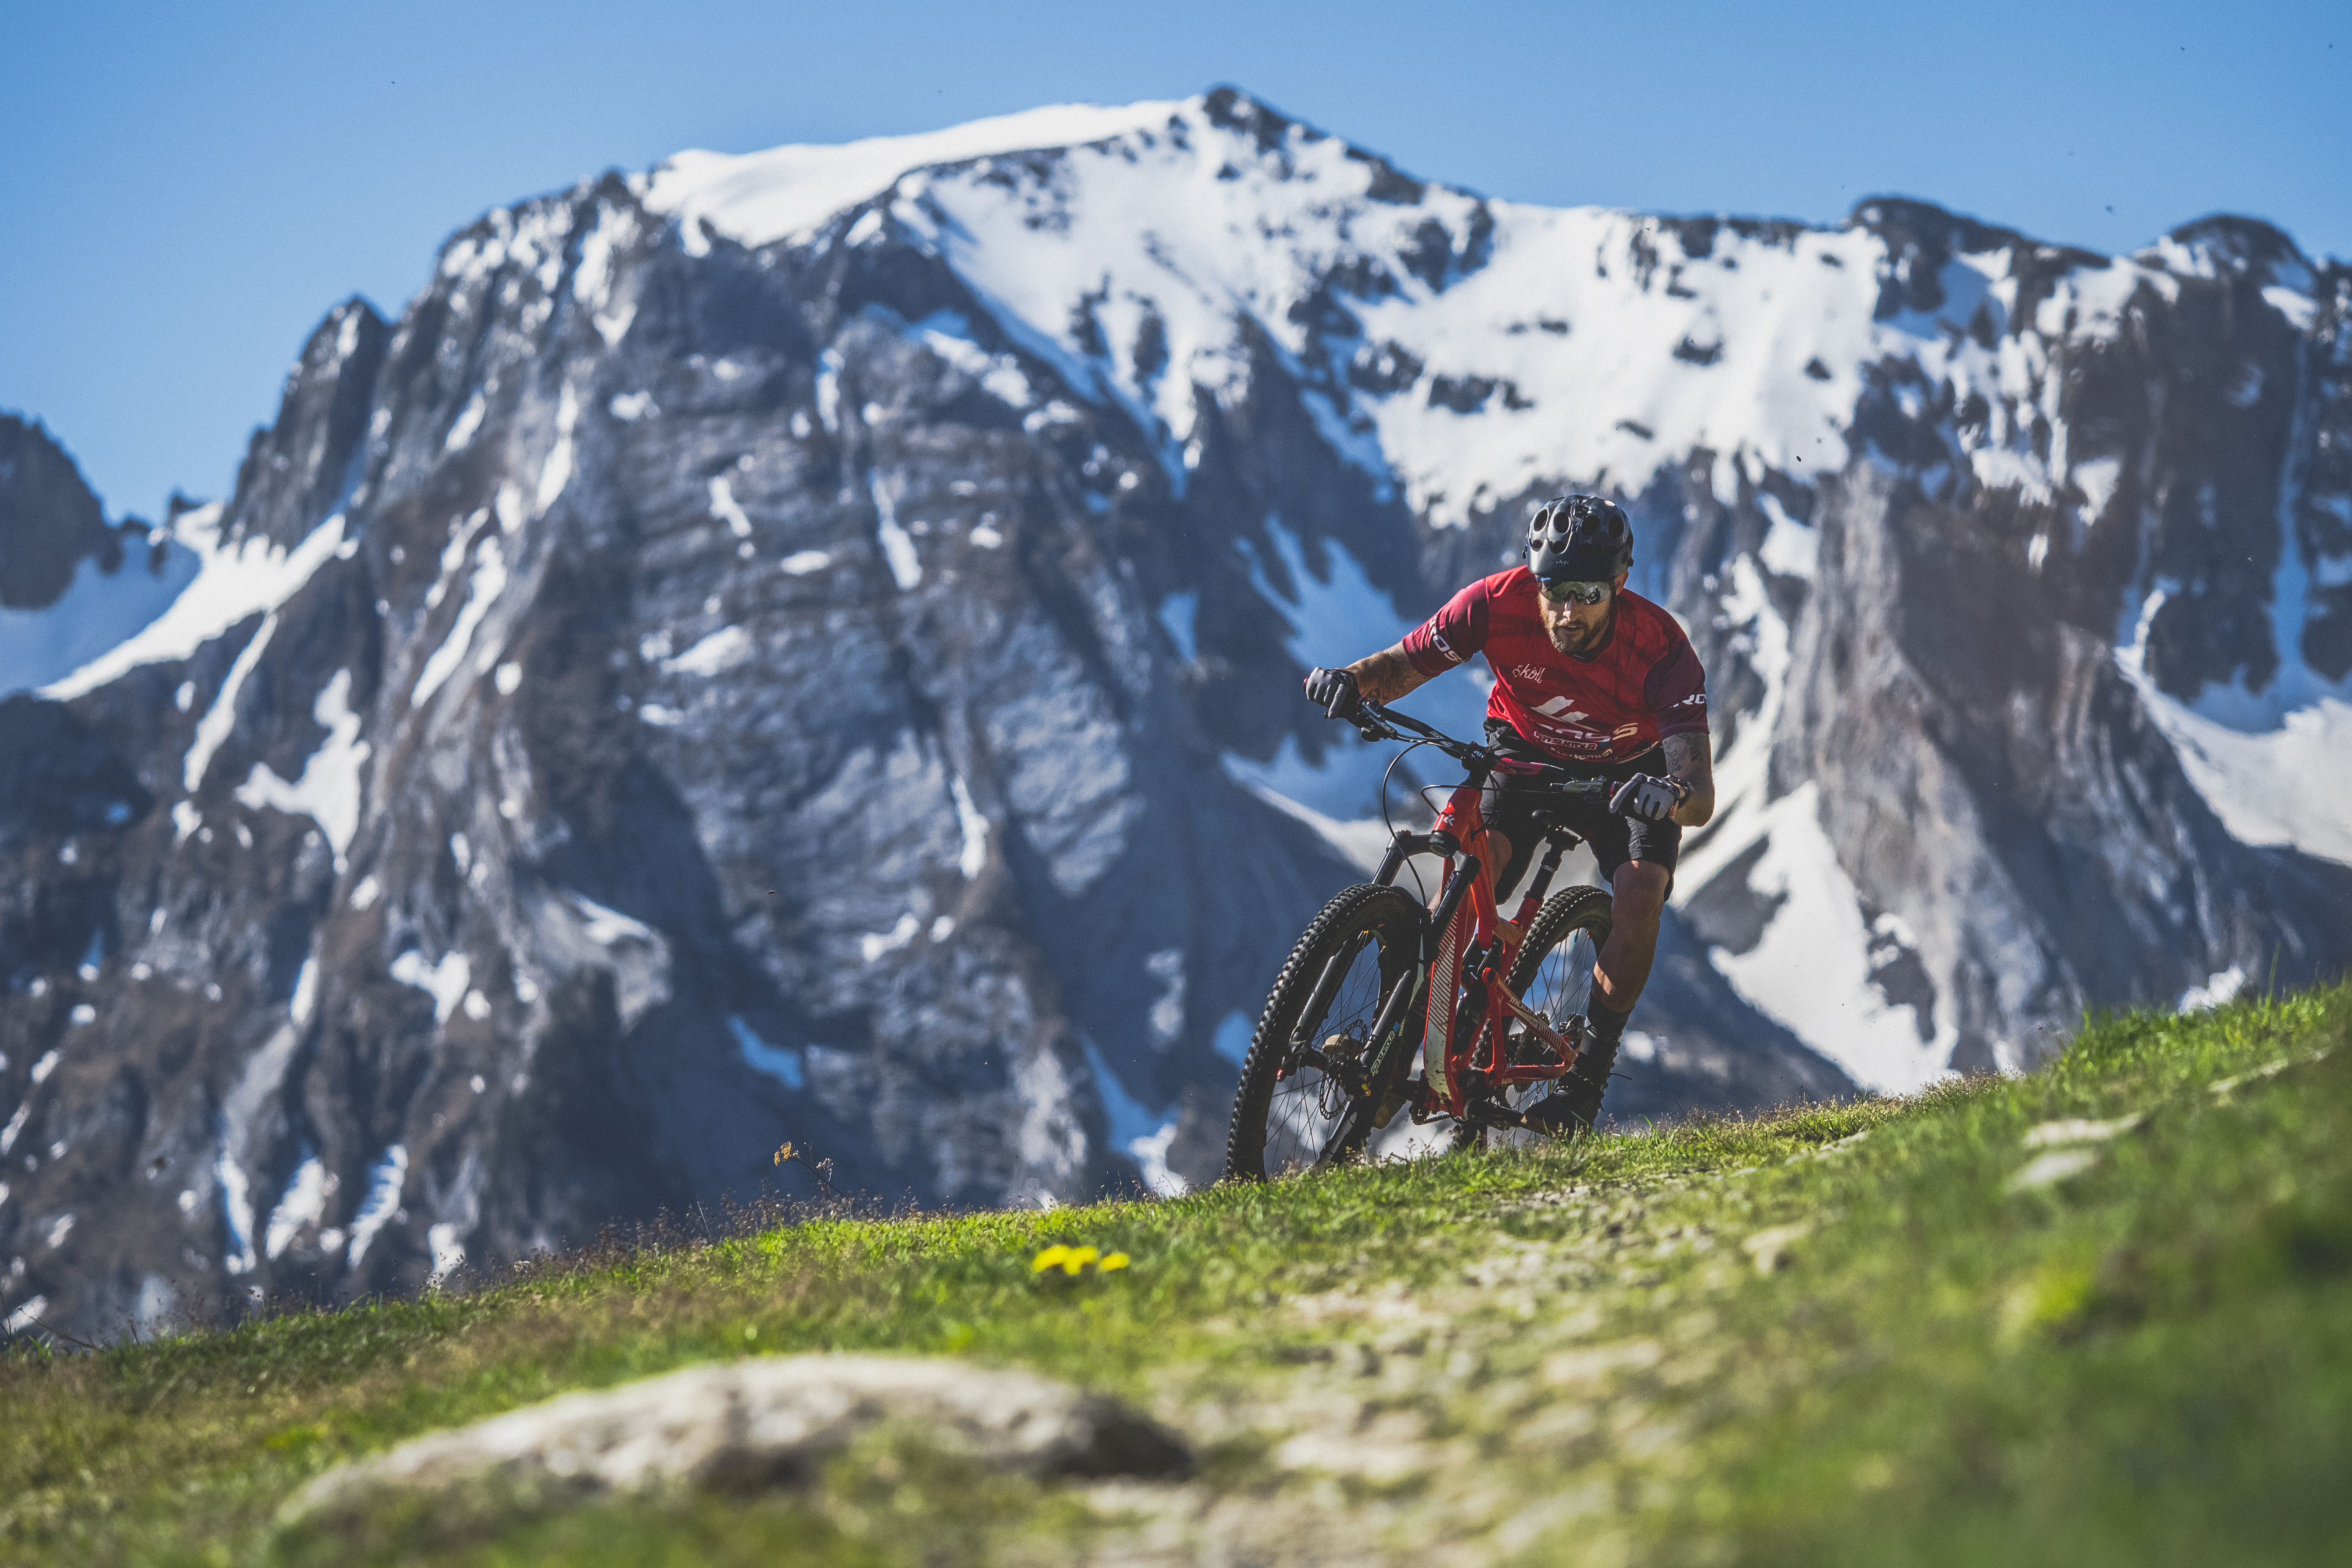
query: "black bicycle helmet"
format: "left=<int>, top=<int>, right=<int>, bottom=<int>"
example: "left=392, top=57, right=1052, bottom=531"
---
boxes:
left=1526, top=495, right=1633, bottom=581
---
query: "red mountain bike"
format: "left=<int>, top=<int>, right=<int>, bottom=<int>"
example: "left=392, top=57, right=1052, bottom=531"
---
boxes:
left=1224, top=701, right=1615, bottom=1180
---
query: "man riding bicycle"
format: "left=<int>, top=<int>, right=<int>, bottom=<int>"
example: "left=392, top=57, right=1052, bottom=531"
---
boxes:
left=1302, top=495, right=1715, bottom=1134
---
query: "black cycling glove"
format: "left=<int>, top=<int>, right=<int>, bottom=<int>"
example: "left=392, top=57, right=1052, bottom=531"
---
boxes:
left=1303, top=666, right=1362, bottom=721
left=1609, top=774, right=1687, bottom=822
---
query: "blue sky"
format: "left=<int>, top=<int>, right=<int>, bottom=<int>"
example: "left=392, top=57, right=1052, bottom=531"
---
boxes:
left=4, top=0, right=2344, bottom=520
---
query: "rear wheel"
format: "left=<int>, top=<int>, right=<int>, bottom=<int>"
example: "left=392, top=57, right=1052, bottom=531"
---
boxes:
left=1224, top=884, right=1425, bottom=1182
left=1456, top=886, right=1613, bottom=1151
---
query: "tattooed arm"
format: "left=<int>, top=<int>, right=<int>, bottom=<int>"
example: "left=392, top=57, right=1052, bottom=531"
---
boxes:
left=1343, top=644, right=1434, bottom=705
left=1662, top=731, right=1716, bottom=828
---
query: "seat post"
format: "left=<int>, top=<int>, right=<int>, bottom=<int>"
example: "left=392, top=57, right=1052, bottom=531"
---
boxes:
left=1511, top=831, right=1575, bottom=921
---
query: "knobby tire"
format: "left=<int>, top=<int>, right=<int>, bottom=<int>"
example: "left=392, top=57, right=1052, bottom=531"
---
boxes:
left=1223, top=883, right=1424, bottom=1182
left=1452, top=884, right=1615, bottom=1152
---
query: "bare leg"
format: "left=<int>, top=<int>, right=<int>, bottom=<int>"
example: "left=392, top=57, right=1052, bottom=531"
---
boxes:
left=1593, top=860, right=1671, bottom=1014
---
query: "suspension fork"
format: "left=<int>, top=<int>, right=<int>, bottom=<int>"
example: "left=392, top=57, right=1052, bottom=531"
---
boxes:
left=1351, top=959, right=1427, bottom=1119
left=1287, top=938, right=1366, bottom=1052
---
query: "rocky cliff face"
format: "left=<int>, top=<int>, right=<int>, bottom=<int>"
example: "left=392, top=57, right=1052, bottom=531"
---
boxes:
left=4, top=89, right=2346, bottom=1340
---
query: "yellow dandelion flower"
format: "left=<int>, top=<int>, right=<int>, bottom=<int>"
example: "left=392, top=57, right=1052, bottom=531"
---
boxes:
left=1030, top=1245, right=1072, bottom=1275
left=1099, top=1253, right=1131, bottom=1273
left=1062, top=1245, right=1100, bottom=1275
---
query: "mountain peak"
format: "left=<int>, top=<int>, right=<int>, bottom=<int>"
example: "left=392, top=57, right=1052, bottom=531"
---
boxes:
left=641, top=96, right=1192, bottom=253
left=2153, top=214, right=2310, bottom=285
left=0, top=413, right=121, bottom=609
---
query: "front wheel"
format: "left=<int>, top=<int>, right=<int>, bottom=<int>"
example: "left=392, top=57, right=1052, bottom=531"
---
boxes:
left=1456, top=885, right=1614, bottom=1152
left=1224, top=884, right=1425, bottom=1182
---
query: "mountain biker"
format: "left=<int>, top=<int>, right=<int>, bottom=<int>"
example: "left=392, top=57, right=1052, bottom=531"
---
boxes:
left=1302, top=495, right=1714, bottom=1134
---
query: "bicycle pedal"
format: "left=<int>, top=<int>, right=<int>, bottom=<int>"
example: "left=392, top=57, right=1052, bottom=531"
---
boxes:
left=1463, top=1099, right=1530, bottom=1131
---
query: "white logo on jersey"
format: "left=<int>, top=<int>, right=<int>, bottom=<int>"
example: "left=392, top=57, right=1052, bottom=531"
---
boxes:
left=1534, top=696, right=1588, bottom=721
left=1509, top=664, right=1547, bottom=683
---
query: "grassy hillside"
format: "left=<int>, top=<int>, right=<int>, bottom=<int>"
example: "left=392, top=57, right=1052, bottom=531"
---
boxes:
left=4, top=984, right=2348, bottom=1567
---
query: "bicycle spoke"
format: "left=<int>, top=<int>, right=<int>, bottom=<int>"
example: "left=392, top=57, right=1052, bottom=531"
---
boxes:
left=1229, top=887, right=1420, bottom=1181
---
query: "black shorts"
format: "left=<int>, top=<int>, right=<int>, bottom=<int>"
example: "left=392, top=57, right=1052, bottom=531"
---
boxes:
left=1477, top=720, right=1681, bottom=897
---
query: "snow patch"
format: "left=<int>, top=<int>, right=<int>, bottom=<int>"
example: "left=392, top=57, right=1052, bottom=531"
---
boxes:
left=905, top=311, right=1034, bottom=406
left=1700, top=784, right=1952, bottom=1093
left=389, top=949, right=473, bottom=1024
left=443, top=391, right=487, bottom=452
left=859, top=912, right=920, bottom=962
left=427, top=1222, right=466, bottom=1280
left=1220, top=517, right=1486, bottom=830
left=2179, top=965, right=2248, bottom=1011
left=345, top=1145, right=408, bottom=1266
left=1084, top=1041, right=1187, bottom=1197
left=1225, top=767, right=1394, bottom=875
left=570, top=892, right=654, bottom=946
left=2116, top=588, right=2352, bottom=867
left=289, top=957, right=319, bottom=1025
left=708, top=475, right=755, bottom=539
left=182, top=610, right=278, bottom=792
left=232, top=667, right=371, bottom=867
left=1144, top=948, right=1185, bottom=1048
left=870, top=474, right=922, bottom=589
left=216, top=1144, right=257, bottom=1275
left=1755, top=492, right=1817, bottom=580
left=535, top=380, right=581, bottom=515
left=265, top=1153, right=331, bottom=1259
left=662, top=624, right=752, bottom=676
left=215, top=1023, right=299, bottom=1275
left=0, top=531, right=204, bottom=701
left=411, top=537, right=507, bottom=710
left=43, top=505, right=348, bottom=701
left=950, top=774, right=990, bottom=879
left=643, top=100, right=1181, bottom=252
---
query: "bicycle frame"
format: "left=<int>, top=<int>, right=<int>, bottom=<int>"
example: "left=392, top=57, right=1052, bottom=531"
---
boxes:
left=1245, top=697, right=1619, bottom=1170
left=1387, top=764, right=1584, bottom=1117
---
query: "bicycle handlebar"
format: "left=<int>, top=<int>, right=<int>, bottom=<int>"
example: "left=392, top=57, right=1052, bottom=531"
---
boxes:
left=1348, top=699, right=1611, bottom=798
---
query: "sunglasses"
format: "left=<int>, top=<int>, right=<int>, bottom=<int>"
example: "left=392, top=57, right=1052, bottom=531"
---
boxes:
left=1538, top=579, right=1612, bottom=606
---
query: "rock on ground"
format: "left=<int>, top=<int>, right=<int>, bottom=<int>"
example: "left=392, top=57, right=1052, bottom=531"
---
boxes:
left=284, top=1353, right=1188, bottom=1521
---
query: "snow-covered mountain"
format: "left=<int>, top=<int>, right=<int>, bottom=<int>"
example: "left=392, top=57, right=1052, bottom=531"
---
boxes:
left=4, top=88, right=2347, bottom=1340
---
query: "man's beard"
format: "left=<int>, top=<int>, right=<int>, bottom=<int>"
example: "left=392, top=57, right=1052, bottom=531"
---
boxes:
left=1547, top=608, right=1610, bottom=655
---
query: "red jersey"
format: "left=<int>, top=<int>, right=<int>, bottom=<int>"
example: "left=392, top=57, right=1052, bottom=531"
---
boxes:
left=1400, top=568, right=1708, bottom=765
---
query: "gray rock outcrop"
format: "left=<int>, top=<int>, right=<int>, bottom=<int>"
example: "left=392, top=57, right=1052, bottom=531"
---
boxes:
left=284, top=1353, right=1188, bottom=1523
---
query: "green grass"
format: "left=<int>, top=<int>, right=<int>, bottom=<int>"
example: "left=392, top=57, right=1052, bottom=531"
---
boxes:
left=4, top=984, right=2348, bottom=1566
